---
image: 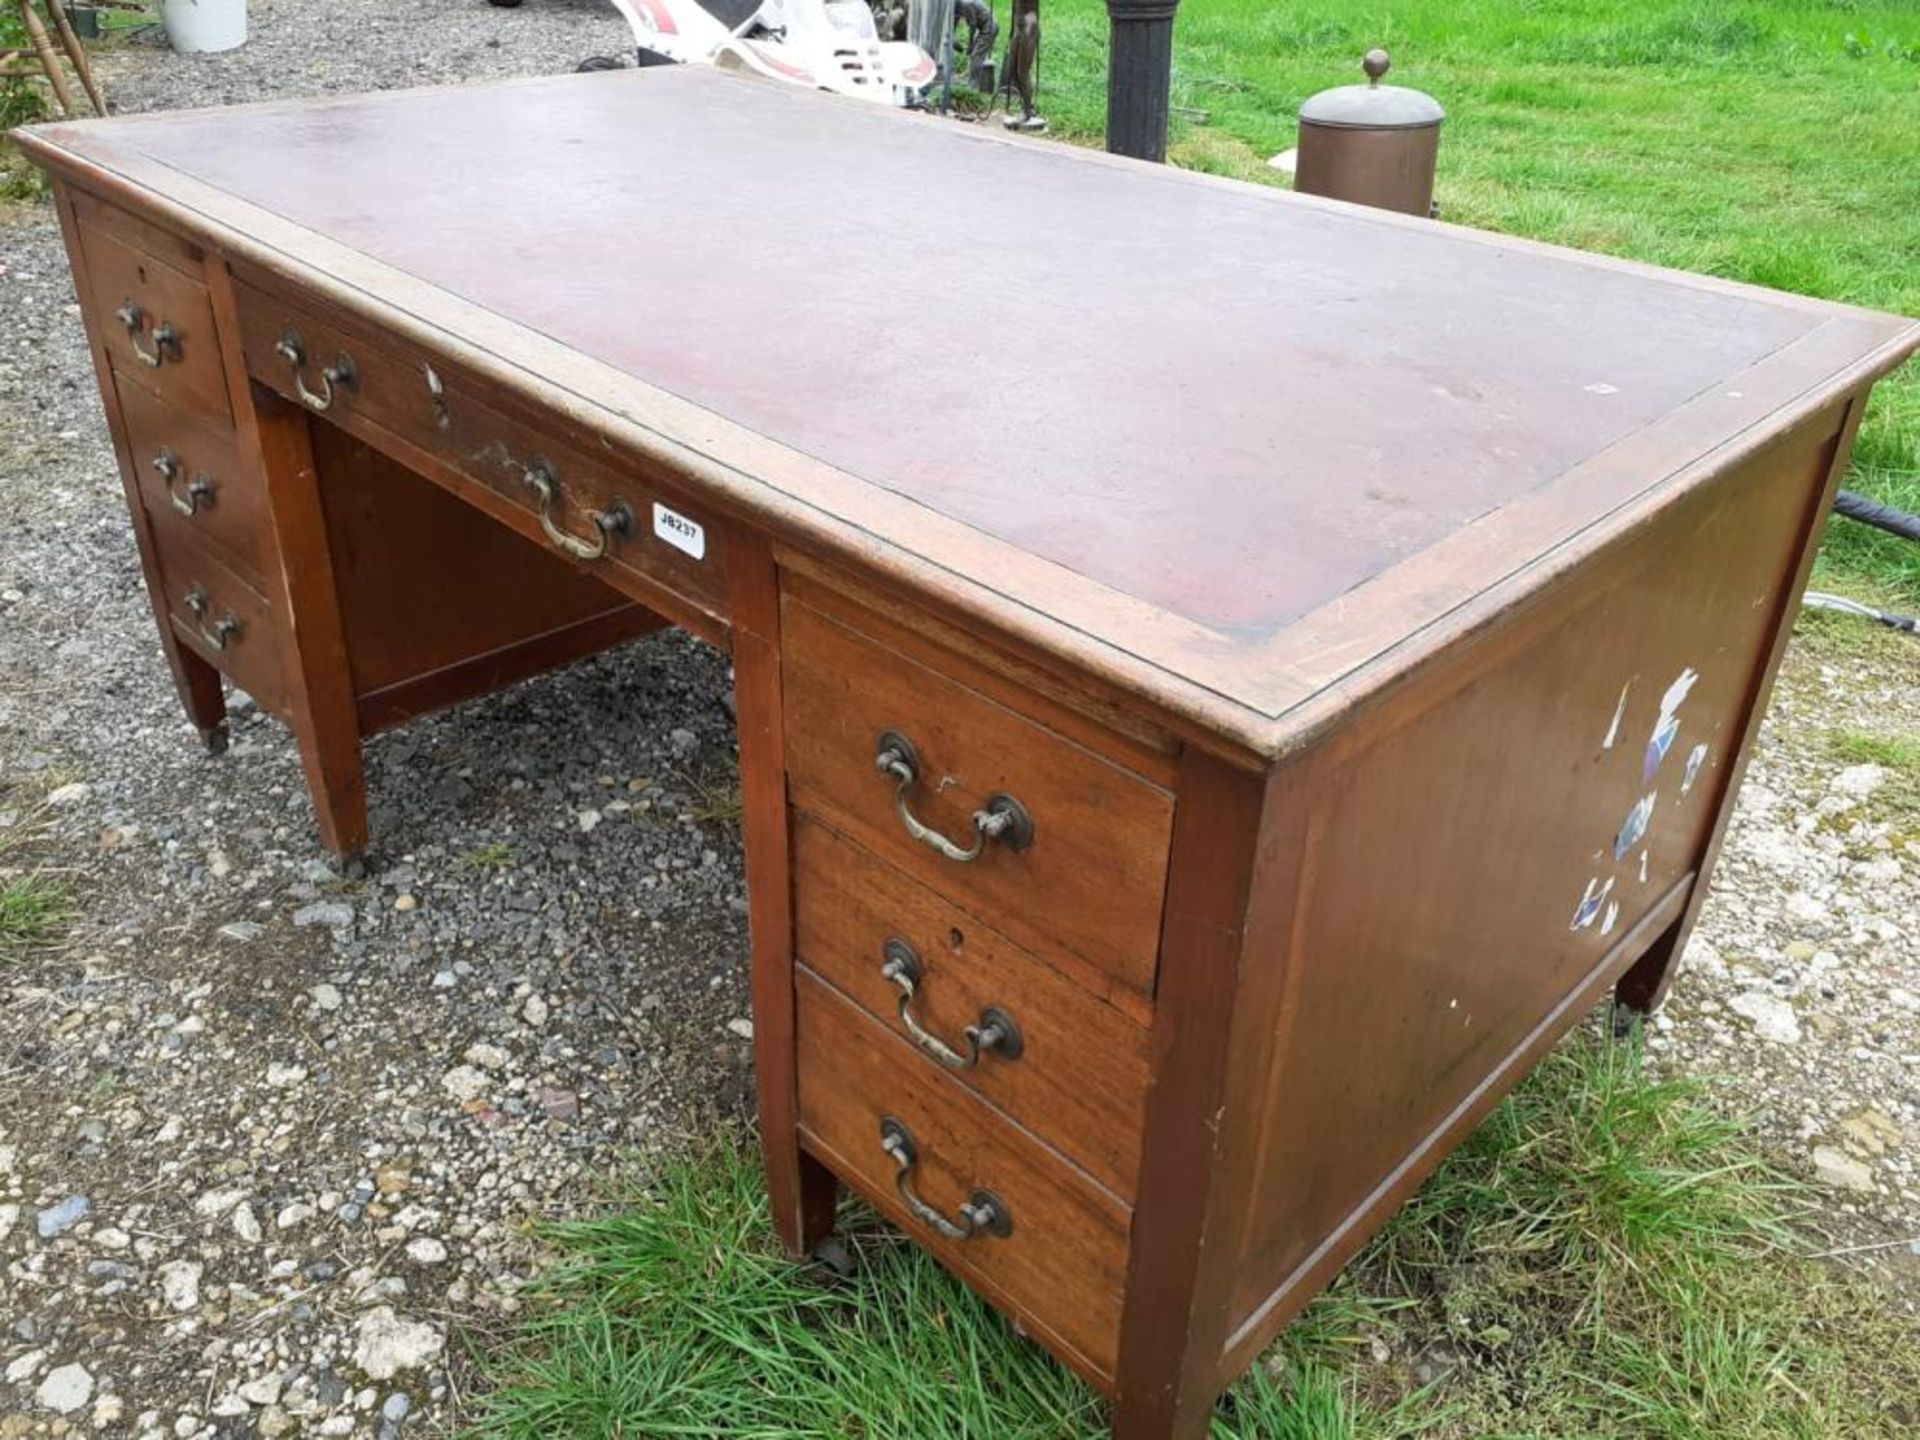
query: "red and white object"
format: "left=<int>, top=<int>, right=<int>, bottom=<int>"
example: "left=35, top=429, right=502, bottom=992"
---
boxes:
left=612, top=0, right=936, bottom=106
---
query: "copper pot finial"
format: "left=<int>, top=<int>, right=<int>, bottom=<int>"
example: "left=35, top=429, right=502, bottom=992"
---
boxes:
left=1363, top=48, right=1391, bottom=86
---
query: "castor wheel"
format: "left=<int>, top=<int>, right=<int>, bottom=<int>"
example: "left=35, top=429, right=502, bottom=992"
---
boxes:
left=810, top=1235, right=855, bottom=1280
left=576, top=54, right=624, bottom=72
left=200, top=722, right=230, bottom=756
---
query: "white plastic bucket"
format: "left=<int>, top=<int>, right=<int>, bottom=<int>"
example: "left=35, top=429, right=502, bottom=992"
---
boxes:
left=161, top=0, right=247, bottom=54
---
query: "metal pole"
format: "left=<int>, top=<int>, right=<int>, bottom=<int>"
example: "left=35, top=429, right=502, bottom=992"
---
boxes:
left=1104, top=0, right=1178, bottom=162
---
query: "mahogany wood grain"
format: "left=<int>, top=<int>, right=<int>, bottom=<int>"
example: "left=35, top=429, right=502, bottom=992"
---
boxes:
left=230, top=277, right=732, bottom=641
left=308, top=424, right=658, bottom=702
left=792, top=813, right=1151, bottom=1198
left=116, top=379, right=264, bottom=585
left=67, top=186, right=204, bottom=274
left=1617, top=394, right=1867, bottom=1015
left=1219, top=871, right=1695, bottom=1382
left=796, top=969, right=1130, bottom=1384
left=781, top=593, right=1176, bottom=996
left=1110, top=746, right=1288, bottom=1439
left=210, top=247, right=369, bottom=859
left=1217, top=419, right=1846, bottom=1348
left=733, top=537, right=836, bottom=1255
left=354, top=606, right=665, bottom=735
left=153, top=537, right=285, bottom=716
left=76, top=216, right=232, bottom=427
left=780, top=559, right=1182, bottom=786
left=52, top=182, right=229, bottom=749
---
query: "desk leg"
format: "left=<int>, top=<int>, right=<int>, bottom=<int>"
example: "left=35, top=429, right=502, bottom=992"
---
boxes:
left=252, top=387, right=368, bottom=864
left=206, top=261, right=368, bottom=865
left=731, top=533, right=837, bottom=1254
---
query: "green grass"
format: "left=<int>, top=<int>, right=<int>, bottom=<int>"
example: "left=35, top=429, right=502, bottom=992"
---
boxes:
left=0, top=872, right=71, bottom=956
left=1028, top=0, right=1920, bottom=603
left=458, top=841, right=518, bottom=872
left=1826, top=727, right=1920, bottom=836
left=467, top=1026, right=1918, bottom=1438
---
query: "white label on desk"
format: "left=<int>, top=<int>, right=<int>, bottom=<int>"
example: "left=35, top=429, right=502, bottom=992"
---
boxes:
left=652, top=502, right=706, bottom=561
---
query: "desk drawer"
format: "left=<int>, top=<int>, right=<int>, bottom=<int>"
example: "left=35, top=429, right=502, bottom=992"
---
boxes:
left=230, top=281, right=729, bottom=635
left=793, top=814, right=1149, bottom=1199
left=154, top=540, right=285, bottom=716
left=117, top=381, right=265, bottom=586
left=796, top=970, right=1128, bottom=1383
left=77, top=219, right=231, bottom=427
left=782, top=595, right=1175, bottom=997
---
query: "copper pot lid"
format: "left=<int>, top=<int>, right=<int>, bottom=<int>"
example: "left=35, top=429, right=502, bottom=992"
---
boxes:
left=1299, top=49, right=1444, bottom=130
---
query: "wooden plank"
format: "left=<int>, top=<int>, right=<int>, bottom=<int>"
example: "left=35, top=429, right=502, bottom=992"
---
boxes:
left=356, top=606, right=665, bottom=734
left=733, top=534, right=837, bottom=1255
left=1111, top=746, right=1280, bottom=1439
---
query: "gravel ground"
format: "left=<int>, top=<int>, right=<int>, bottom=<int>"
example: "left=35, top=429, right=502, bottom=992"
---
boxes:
left=3, top=5, right=1918, bottom=1435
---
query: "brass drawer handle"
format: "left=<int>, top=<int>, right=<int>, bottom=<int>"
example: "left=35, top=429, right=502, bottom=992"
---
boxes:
left=274, top=329, right=357, bottom=412
left=523, top=457, right=634, bottom=562
left=878, top=1118, right=1012, bottom=1242
left=874, top=729, right=1034, bottom=863
left=182, top=586, right=241, bottom=651
left=880, top=938, right=1023, bottom=1072
left=115, top=301, right=180, bottom=368
left=152, top=448, right=215, bottom=516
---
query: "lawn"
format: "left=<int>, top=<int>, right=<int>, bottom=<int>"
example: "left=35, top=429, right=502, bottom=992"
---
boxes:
left=472, top=1033, right=1920, bottom=1438
left=1028, top=0, right=1920, bottom=602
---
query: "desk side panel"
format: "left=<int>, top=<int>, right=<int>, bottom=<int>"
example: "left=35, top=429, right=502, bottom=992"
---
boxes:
left=1216, top=397, right=1855, bottom=1371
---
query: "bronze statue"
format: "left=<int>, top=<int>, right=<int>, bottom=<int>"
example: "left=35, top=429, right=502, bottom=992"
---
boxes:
left=869, top=0, right=907, bottom=42
left=998, top=0, right=1044, bottom=131
left=955, top=0, right=998, bottom=91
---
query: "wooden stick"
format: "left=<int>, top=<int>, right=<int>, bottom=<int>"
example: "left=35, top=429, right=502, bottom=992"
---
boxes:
left=14, top=0, right=74, bottom=116
left=44, top=0, right=105, bottom=115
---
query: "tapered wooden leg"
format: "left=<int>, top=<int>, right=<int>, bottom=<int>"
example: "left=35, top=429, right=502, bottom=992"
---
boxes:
left=202, top=257, right=369, bottom=863
left=730, top=531, right=838, bottom=1255
left=244, top=385, right=368, bottom=863
left=169, top=641, right=230, bottom=753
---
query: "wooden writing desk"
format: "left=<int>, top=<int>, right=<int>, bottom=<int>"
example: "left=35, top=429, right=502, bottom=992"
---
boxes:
left=20, top=68, right=1916, bottom=1436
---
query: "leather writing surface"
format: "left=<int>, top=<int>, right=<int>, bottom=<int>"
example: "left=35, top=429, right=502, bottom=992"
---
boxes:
left=96, top=70, right=1819, bottom=638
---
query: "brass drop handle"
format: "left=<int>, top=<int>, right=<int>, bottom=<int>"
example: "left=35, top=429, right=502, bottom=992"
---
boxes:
left=152, top=448, right=215, bottom=516
left=181, top=586, right=241, bottom=651
left=874, top=730, right=1034, bottom=863
left=880, top=938, right=1023, bottom=1072
left=116, top=301, right=179, bottom=368
left=878, top=1118, right=1012, bottom=1243
left=522, top=457, right=634, bottom=562
left=274, top=329, right=357, bottom=412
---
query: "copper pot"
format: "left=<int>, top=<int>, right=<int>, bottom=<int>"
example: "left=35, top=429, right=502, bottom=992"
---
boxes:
left=1294, top=49, right=1444, bottom=218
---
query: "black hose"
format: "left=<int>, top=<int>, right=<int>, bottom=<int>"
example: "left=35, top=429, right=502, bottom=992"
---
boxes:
left=1834, top=489, right=1920, bottom=544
